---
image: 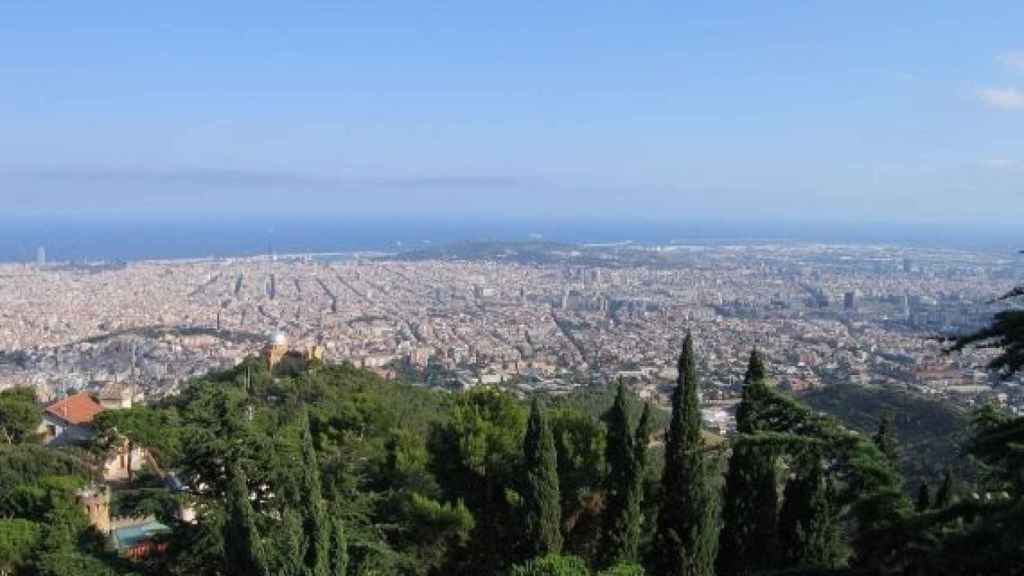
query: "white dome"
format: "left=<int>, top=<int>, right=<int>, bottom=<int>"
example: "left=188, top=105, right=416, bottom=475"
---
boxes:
left=270, top=332, right=288, bottom=346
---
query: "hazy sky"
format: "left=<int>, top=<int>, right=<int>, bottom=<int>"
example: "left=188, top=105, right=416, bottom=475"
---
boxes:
left=2, top=2, right=1023, bottom=223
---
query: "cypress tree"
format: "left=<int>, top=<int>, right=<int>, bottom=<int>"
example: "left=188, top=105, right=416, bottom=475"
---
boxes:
left=299, top=413, right=330, bottom=576
left=224, top=463, right=270, bottom=576
left=716, top=440, right=779, bottom=575
left=777, top=455, right=842, bottom=570
left=634, top=402, right=652, bottom=475
left=735, top=349, right=769, bottom=435
left=601, top=382, right=638, bottom=566
left=934, top=469, right=955, bottom=509
left=872, top=412, right=899, bottom=464
left=522, top=397, right=563, bottom=558
left=915, top=482, right=931, bottom=513
left=718, top=350, right=779, bottom=575
left=604, top=381, right=634, bottom=494
left=276, top=509, right=306, bottom=576
left=653, top=334, right=719, bottom=576
left=607, top=400, right=652, bottom=567
left=742, top=349, right=766, bottom=387
left=328, top=504, right=348, bottom=576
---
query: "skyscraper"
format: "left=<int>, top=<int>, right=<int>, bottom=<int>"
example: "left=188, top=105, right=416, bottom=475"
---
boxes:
left=843, top=290, right=857, bottom=311
left=36, top=246, right=46, bottom=267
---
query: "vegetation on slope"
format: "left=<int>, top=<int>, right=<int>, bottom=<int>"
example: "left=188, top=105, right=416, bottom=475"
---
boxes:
left=3, top=293, right=1024, bottom=576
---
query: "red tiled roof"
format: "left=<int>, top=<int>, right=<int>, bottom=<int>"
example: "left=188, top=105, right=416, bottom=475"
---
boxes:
left=45, top=392, right=105, bottom=426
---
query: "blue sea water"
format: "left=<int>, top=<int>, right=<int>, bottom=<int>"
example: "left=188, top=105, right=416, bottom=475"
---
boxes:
left=0, top=217, right=1018, bottom=263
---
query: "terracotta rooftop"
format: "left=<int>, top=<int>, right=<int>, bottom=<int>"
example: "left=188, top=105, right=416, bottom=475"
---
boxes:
left=45, top=392, right=105, bottom=426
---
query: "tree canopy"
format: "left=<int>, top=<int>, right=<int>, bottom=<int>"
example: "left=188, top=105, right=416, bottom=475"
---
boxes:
left=3, top=314, right=1023, bottom=576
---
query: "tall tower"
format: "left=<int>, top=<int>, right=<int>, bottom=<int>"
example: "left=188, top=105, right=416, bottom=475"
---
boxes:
left=77, top=486, right=111, bottom=534
left=843, top=291, right=857, bottom=312
left=36, top=246, right=46, bottom=267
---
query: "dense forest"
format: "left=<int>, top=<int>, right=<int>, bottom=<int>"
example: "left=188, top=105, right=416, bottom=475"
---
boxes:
left=2, top=318, right=1024, bottom=575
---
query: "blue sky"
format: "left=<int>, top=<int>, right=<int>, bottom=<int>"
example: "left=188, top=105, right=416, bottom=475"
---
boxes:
left=2, top=2, right=1023, bottom=224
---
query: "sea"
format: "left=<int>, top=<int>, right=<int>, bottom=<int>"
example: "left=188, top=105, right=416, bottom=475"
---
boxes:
left=0, top=217, right=1018, bottom=263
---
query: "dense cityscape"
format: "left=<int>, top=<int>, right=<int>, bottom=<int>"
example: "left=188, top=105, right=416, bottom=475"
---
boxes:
left=2, top=241, right=1020, bottom=420
left=6, top=3, right=1024, bottom=574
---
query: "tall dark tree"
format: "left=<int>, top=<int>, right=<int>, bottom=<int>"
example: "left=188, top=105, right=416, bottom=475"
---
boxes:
left=274, top=509, right=306, bottom=576
left=624, top=402, right=652, bottom=561
left=224, top=463, right=270, bottom=576
left=653, top=334, right=719, bottom=576
left=742, top=349, right=766, bottom=387
left=933, top=469, right=956, bottom=509
left=872, top=412, right=900, bottom=464
left=633, top=402, right=651, bottom=475
left=600, top=382, right=639, bottom=566
left=604, top=382, right=634, bottom=495
left=735, top=349, right=769, bottom=435
left=298, top=413, right=330, bottom=576
left=915, top=482, right=931, bottom=513
left=618, top=402, right=650, bottom=567
left=718, top=351, right=779, bottom=575
left=777, top=455, right=843, bottom=570
left=522, top=398, right=563, bottom=558
left=716, top=440, right=778, bottom=575
left=329, top=503, right=348, bottom=576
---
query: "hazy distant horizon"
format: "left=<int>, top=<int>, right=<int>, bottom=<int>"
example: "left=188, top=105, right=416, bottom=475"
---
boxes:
left=0, top=216, right=1019, bottom=263
left=3, top=3, right=1024, bottom=227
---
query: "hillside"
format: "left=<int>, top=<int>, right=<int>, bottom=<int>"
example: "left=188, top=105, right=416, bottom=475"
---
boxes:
left=801, top=383, right=971, bottom=487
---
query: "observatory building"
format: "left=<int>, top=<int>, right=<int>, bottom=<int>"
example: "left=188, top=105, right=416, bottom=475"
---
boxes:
left=264, top=331, right=289, bottom=370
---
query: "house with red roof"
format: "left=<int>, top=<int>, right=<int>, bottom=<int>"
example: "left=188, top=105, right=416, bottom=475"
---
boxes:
left=39, top=391, right=147, bottom=481
left=40, top=391, right=106, bottom=445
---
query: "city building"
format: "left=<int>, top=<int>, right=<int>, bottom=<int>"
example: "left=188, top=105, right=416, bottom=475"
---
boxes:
left=264, top=332, right=289, bottom=370
left=844, top=290, right=858, bottom=311
left=98, top=381, right=134, bottom=410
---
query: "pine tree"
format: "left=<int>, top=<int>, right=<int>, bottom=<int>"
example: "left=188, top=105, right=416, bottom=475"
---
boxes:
left=523, top=397, right=563, bottom=558
left=872, top=412, right=899, bottom=464
left=601, top=382, right=638, bottom=566
left=299, top=413, right=330, bottom=576
left=950, top=282, right=1024, bottom=377
left=915, top=482, right=930, bottom=513
left=934, top=469, right=955, bottom=509
left=777, top=455, right=842, bottom=570
left=224, top=463, right=270, bottom=576
left=653, top=334, right=719, bottom=576
left=718, top=350, right=779, bottom=575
